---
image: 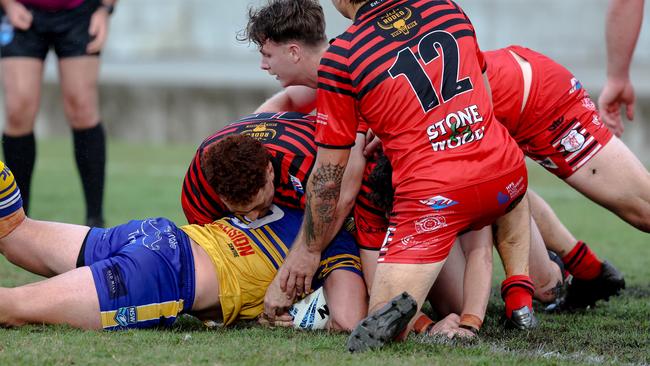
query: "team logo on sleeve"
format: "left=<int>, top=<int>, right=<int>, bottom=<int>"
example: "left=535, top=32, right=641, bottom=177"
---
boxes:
left=376, top=6, right=421, bottom=40
left=560, top=129, right=586, bottom=153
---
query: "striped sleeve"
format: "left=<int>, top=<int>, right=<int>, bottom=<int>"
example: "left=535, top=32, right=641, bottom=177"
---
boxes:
left=315, top=39, right=359, bottom=149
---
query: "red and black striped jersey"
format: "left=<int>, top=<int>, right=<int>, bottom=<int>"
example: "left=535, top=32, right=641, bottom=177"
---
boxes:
left=315, top=0, right=522, bottom=197
left=353, top=158, right=390, bottom=250
left=181, top=112, right=317, bottom=225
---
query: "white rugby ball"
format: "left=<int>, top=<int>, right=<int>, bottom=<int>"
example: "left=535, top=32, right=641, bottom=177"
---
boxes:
left=288, top=287, right=330, bottom=330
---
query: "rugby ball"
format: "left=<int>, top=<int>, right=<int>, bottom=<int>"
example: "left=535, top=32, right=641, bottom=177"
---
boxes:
left=288, top=287, right=330, bottom=330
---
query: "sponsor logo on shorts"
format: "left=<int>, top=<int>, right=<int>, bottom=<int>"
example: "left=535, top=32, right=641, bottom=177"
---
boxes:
left=414, top=215, right=447, bottom=234
left=0, top=17, right=14, bottom=46
left=581, top=97, right=596, bottom=111
left=420, top=195, right=458, bottom=210
left=103, top=264, right=127, bottom=299
left=497, top=191, right=510, bottom=205
left=376, top=5, right=420, bottom=40
left=548, top=116, right=564, bottom=131
left=506, top=176, right=525, bottom=199
left=289, top=174, right=304, bottom=195
left=114, top=306, right=137, bottom=327
left=569, top=77, right=582, bottom=94
left=535, top=157, right=558, bottom=170
left=241, top=122, right=278, bottom=141
left=426, top=105, right=485, bottom=152
left=560, top=129, right=586, bottom=153
left=398, top=234, right=442, bottom=250
left=591, top=115, right=602, bottom=127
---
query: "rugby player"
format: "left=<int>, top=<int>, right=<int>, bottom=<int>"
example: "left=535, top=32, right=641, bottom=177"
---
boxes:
left=0, top=160, right=366, bottom=331
left=257, top=0, right=537, bottom=352
left=250, top=15, right=635, bottom=309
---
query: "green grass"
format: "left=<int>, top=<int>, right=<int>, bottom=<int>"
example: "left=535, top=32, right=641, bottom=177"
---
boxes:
left=0, top=138, right=648, bottom=365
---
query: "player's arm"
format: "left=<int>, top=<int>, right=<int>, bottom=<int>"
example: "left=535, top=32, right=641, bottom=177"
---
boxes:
left=599, top=0, right=643, bottom=136
left=254, top=86, right=317, bottom=114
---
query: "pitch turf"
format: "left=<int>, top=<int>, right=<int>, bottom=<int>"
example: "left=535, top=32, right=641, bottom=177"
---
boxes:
left=0, top=139, right=648, bottom=365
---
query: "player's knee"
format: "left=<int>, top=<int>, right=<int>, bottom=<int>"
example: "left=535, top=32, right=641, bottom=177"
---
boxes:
left=4, top=96, right=36, bottom=133
left=328, top=310, right=364, bottom=332
left=62, top=93, right=98, bottom=128
left=619, top=201, right=650, bottom=233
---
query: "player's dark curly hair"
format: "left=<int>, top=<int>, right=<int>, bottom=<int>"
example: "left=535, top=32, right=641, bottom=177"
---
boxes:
left=367, top=151, right=395, bottom=214
left=201, top=134, right=272, bottom=206
left=239, top=0, right=327, bottom=48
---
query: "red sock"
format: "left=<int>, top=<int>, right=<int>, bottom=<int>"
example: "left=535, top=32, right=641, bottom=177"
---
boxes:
left=501, top=275, right=534, bottom=319
left=562, top=241, right=602, bottom=280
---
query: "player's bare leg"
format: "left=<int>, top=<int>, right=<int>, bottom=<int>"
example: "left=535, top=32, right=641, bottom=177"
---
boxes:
left=0, top=218, right=89, bottom=277
left=0, top=161, right=88, bottom=277
left=1, top=58, right=44, bottom=214
left=0, top=266, right=101, bottom=329
left=528, top=190, right=625, bottom=309
left=359, top=249, right=378, bottom=295
left=528, top=216, right=563, bottom=304
left=347, top=261, right=445, bottom=352
left=565, top=136, right=650, bottom=232
left=323, top=269, right=368, bottom=331
left=426, top=241, right=464, bottom=316
left=58, top=57, right=105, bottom=227
left=493, top=193, right=536, bottom=329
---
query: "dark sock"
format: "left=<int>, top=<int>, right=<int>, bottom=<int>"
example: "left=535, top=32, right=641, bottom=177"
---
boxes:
left=2, top=133, right=35, bottom=214
left=73, top=123, right=106, bottom=223
left=501, top=275, right=535, bottom=318
left=562, top=241, right=602, bottom=280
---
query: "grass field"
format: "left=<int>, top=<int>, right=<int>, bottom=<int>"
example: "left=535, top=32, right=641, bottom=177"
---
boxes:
left=0, top=139, right=648, bottom=365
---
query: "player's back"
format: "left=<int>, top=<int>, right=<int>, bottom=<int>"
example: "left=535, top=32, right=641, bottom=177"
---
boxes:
left=182, top=112, right=317, bottom=225
left=317, top=0, right=522, bottom=197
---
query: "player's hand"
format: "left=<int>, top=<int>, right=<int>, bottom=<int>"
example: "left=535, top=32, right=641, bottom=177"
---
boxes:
left=4, top=0, right=32, bottom=30
left=363, top=130, right=383, bottom=158
left=86, top=5, right=110, bottom=53
left=257, top=312, right=294, bottom=328
left=279, top=243, right=320, bottom=297
left=598, top=77, right=636, bottom=137
left=263, top=274, right=295, bottom=323
left=429, top=313, right=476, bottom=339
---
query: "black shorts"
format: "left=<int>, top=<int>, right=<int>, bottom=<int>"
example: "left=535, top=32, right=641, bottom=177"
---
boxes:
left=0, top=0, right=100, bottom=60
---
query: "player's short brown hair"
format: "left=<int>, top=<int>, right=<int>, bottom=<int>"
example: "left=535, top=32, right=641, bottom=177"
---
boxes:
left=240, top=0, right=327, bottom=48
left=201, top=134, right=271, bottom=206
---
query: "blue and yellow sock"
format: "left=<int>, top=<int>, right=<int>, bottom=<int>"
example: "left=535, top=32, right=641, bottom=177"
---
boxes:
left=0, top=161, right=25, bottom=238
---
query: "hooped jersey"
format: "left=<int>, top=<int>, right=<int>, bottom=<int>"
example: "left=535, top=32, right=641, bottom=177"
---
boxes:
left=316, top=0, right=522, bottom=197
left=181, top=205, right=361, bottom=325
left=181, top=112, right=317, bottom=225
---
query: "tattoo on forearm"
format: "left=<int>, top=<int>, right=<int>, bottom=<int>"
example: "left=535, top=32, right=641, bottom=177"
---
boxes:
left=304, top=163, right=345, bottom=247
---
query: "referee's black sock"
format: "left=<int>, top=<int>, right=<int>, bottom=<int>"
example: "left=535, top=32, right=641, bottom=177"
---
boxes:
left=2, top=133, right=36, bottom=214
left=73, top=123, right=106, bottom=226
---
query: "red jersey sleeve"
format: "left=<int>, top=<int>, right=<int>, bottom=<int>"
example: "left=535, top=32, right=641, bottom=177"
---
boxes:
left=315, top=40, right=359, bottom=149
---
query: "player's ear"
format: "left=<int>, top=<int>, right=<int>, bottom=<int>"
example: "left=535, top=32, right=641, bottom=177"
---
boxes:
left=267, top=161, right=274, bottom=180
left=288, top=43, right=301, bottom=63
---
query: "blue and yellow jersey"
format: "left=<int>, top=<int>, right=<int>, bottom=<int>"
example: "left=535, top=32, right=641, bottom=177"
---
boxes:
left=181, top=205, right=361, bottom=325
left=0, top=161, right=25, bottom=238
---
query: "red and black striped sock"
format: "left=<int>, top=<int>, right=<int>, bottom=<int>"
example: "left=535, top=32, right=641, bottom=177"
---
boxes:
left=562, top=241, right=602, bottom=280
left=501, top=275, right=535, bottom=319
